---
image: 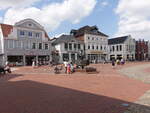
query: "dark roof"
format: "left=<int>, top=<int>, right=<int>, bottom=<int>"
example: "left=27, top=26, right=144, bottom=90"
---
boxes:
left=70, top=25, right=108, bottom=37
left=108, top=36, right=129, bottom=45
left=52, top=35, right=83, bottom=45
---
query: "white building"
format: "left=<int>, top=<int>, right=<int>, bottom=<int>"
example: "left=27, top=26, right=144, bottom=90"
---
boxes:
left=52, top=35, right=84, bottom=63
left=0, top=19, right=51, bottom=66
left=70, top=26, right=109, bottom=63
left=108, top=35, right=136, bottom=61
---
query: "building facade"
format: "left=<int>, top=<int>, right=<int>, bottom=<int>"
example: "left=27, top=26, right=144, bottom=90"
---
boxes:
left=0, top=19, right=51, bottom=66
left=71, top=25, right=109, bottom=63
left=52, top=35, right=84, bottom=63
left=135, top=40, right=149, bottom=61
left=108, top=35, right=136, bottom=61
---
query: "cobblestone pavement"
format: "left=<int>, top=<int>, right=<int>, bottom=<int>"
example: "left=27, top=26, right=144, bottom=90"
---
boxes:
left=119, top=63, right=150, bottom=84
left=0, top=62, right=149, bottom=113
left=118, top=62, right=150, bottom=113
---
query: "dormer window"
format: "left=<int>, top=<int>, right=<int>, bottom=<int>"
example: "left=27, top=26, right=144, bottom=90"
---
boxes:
left=28, top=32, right=32, bottom=37
left=28, top=24, right=32, bottom=26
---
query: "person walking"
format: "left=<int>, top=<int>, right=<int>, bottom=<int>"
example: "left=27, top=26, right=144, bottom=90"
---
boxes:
left=64, top=61, right=68, bottom=73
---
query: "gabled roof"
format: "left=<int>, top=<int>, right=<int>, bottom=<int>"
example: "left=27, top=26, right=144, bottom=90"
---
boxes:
left=70, top=25, right=108, bottom=37
left=108, top=36, right=129, bottom=45
left=52, top=35, right=83, bottom=45
left=0, top=23, right=49, bottom=40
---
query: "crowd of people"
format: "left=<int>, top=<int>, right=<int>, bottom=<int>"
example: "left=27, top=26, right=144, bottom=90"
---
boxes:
left=111, top=58, right=125, bottom=68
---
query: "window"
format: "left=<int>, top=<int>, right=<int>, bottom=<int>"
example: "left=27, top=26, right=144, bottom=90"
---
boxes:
left=32, top=43, right=36, bottom=49
left=117, top=45, right=119, bottom=51
left=112, top=46, right=115, bottom=51
left=8, top=40, right=14, bottom=49
left=28, top=24, right=32, bottom=26
left=28, top=32, right=32, bottom=37
left=64, top=43, right=68, bottom=50
left=101, top=46, right=103, bottom=50
left=120, top=45, right=122, bottom=51
left=92, top=45, right=94, bottom=50
left=96, top=46, right=98, bottom=50
left=36, top=33, right=40, bottom=38
left=88, top=37, right=90, bottom=40
left=92, top=37, right=94, bottom=40
left=78, top=44, right=81, bottom=50
left=20, top=31, right=25, bottom=36
left=45, top=43, right=48, bottom=50
left=74, top=44, right=77, bottom=50
left=14, top=41, right=20, bottom=48
left=63, top=53, right=69, bottom=61
left=69, top=43, right=72, bottom=50
left=39, top=43, right=42, bottom=49
left=88, top=45, right=90, bottom=49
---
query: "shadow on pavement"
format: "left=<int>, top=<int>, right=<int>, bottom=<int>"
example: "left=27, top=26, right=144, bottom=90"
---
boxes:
left=0, top=80, right=149, bottom=113
left=0, top=74, right=23, bottom=82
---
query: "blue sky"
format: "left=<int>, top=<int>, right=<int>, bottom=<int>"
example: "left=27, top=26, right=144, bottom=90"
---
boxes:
left=0, top=0, right=149, bottom=40
left=50, top=0, right=119, bottom=38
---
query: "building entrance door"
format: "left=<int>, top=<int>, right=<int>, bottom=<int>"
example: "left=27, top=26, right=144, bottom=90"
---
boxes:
left=26, top=56, right=36, bottom=66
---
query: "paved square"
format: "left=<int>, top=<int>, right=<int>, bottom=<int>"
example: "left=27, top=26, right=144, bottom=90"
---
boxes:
left=0, top=62, right=150, bottom=113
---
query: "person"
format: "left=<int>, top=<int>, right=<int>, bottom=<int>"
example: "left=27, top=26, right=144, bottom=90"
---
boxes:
left=121, top=58, right=125, bottom=65
left=32, top=60, right=35, bottom=68
left=4, top=61, right=11, bottom=73
left=67, top=63, right=71, bottom=74
left=112, top=59, right=115, bottom=69
left=64, top=61, right=68, bottom=73
left=70, top=62, right=74, bottom=73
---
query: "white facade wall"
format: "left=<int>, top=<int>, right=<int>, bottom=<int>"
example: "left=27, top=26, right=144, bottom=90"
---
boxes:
left=109, top=36, right=136, bottom=60
left=84, top=33, right=109, bottom=61
left=54, top=41, right=84, bottom=63
left=1, top=19, right=52, bottom=65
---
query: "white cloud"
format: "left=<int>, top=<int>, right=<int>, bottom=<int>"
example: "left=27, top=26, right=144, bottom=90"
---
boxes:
left=116, top=0, right=150, bottom=40
left=3, top=0, right=97, bottom=32
left=0, top=0, right=41, bottom=10
left=101, top=1, right=109, bottom=7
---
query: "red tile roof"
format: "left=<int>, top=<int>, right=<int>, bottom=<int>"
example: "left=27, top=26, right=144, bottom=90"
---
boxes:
left=0, top=24, right=13, bottom=38
left=0, top=23, right=50, bottom=40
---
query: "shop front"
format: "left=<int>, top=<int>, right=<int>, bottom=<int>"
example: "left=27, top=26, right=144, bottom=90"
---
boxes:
left=87, top=51, right=107, bottom=63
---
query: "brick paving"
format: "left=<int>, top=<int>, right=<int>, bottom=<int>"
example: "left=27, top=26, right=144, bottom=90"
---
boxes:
left=118, top=62, right=150, bottom=113
left=0, top=62, right=150, bottom=113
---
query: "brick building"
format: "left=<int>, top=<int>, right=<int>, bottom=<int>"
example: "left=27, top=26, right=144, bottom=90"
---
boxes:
left=135, top=40, right=149, bottom=61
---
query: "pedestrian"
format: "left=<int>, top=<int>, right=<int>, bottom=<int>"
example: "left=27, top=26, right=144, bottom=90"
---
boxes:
left=67, top=63, right=71, bottom=74
left=112, top=59, right=115, bottom=69
left=121, top=58, right=125, bottom=65
left=64, top=60, right=68, bottom=73
left=32, top=60, right=35, bottom=68
left=70, top=62, right=74, bottom=73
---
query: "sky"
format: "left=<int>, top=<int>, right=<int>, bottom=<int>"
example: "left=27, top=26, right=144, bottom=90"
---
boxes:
left=0, top=0, right=149, bottom=40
